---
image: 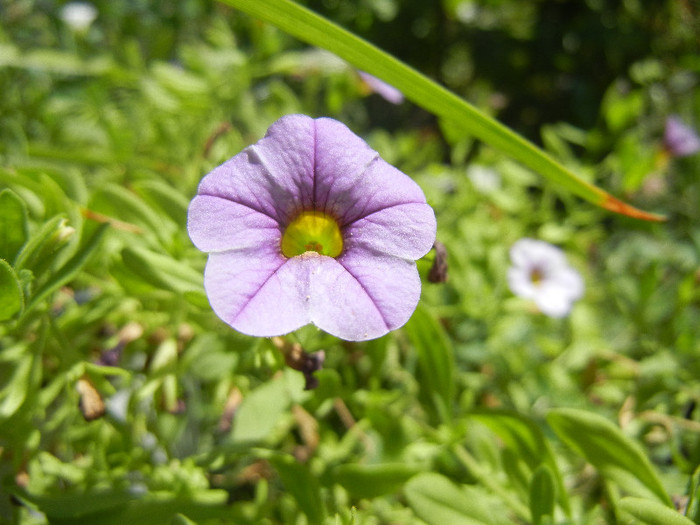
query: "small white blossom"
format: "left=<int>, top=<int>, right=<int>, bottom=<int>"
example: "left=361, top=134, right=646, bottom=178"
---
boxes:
left=507, top=238, right=584, bottom=318
left=60, top=2, right=98, bottom=32
left=467, top=164, right=501, bottom=193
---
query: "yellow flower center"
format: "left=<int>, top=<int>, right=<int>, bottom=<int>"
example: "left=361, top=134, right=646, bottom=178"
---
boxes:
left=281, top=211, right=343, bottom=258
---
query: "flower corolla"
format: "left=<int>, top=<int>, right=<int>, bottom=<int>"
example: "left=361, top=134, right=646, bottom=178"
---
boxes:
left=188, top=115, right=436, bottom=341
left=358, top=72, right=405, bottom=105
left=664, top=116, right=700, bottom=158
left=507, top=238, right=584, bottom=318
left=60, top=2, right=98, bottom=32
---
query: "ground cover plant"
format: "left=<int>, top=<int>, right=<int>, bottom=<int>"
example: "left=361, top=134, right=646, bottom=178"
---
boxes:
left=1, top=0, right=699, bottom=523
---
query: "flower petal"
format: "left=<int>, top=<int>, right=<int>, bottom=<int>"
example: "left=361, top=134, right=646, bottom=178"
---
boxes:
left=197, top=115, right=316, bottom=224
left=188, top=195, right=281, bottom=252
left=343, top=202, right=436, bottom=259
left=312, top=118, right=429, bottom=225
left=332, top=248, right=422, bottom=338
left=203, top=246, right=308, bottom=337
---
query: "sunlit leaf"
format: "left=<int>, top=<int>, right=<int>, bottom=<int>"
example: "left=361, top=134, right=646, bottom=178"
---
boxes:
left=0, top=259, right=23, bottom=320
left=0, top=189, right=28, bottom=263
left=404, top=472, right=507, bottom=525
left=618, top=497, right=695, bottom=525
left=403, top=305, right=455, bottom=422
left=547, top=408, right=672, bottom=506
left=332, top=463, right=420, bottom=499
left=529, top=465, right=556, bottom=525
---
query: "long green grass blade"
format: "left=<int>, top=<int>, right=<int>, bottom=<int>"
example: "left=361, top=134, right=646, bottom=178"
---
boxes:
left=220, top=0, right=663, bottom=221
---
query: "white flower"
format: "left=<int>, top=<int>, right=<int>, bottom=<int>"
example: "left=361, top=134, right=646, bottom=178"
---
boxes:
left=60, top=2, right=98, bottom=32
left=467, top=164, right=501, bottom=193
left=358, top=71, right=404, bottom=104
left=507, top=238, right=584, bottom=318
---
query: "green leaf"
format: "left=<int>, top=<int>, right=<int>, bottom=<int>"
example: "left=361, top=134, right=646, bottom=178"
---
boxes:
left=13, top=489, right=232, bottom=525
left=468, top=410, right=570, bottom=514
left=0, top=352, right=33, bottom=419
left=121, top=246, right=203, bottom=295
left=219, top=0, right=663, bottom=221
left=403, top=305, right=455, bottom=422
left=618, top=497, right=695, bottom=525
left=14, top=215, right=67, bottom=272
left=230, top=373, right=297, bottom=444
left=332, top=463, right=420, bottom=499
left=529, top=465, right=556, bottom=525
left=685, top=464, right=700, bottom=523
left=404, top=473, right=503, bottom=525
left=24, top=223, right=109, bottom=316
left=547, top=408, right=672, bottom=506
left=268, top=454, right=326, bottom=523
left=0, top=259, right=23, bottom=320
left=0, top=189, right=28, bottom=263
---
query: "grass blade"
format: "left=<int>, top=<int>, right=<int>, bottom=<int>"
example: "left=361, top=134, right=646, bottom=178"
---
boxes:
left=219, top=0, right=663, bottom=221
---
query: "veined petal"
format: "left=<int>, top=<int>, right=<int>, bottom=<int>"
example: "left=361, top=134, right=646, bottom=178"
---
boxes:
left=332, top=248, right=422, bottom=338
left=197, top=115, right=316, bottom=224
left=313, top=118, right=429, bottom=225
left=188, top=195, right=281, bottom=252
left=203, top=246, right=305, bottom=337
left=343, top=202, right=436, bottom=259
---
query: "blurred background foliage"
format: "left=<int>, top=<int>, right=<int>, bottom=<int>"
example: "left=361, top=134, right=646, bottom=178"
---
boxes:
left=0, top=0, right=699, bottom=523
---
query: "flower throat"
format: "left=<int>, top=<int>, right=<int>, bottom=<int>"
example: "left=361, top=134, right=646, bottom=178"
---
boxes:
left=281, top=211, right=343, bottom=258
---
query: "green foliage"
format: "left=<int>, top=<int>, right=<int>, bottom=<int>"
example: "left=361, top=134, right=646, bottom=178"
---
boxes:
left=1, top=0, right=699, bottom=523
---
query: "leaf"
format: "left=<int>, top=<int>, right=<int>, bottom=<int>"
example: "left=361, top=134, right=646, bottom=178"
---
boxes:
left=468, top=410, right=570, bottom=514
left=403, top=305, right=455, bottom=422
left=529, top=465, right=556, bottom=525
left=618, top=497, right=695, bottom=525
left=332, top=463, right=420, bottom=499
left=547, top=408, right=672, bottom=506
left=0, top=259, right=23, bottom=320
left=0, top=189, right=28, bottom=263
left=219, top=0, right=664, bottom=221
left=14, top=215, right=67, bottom=272
left=268, top=454, right=326, bottom=523
left=0, top=352, right=33, bottom=419
left=685, top=464, right=700, bottom=524
left=404, top=473, right=502, bottom=525
left=24, top=223, right=109, bottom=316
left=121, top=247, right=203, bottom=295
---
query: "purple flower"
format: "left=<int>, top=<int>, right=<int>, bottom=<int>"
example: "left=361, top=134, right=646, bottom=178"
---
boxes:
left=664, top=116, right=700, bottom=157
left=358, top=72, right=405, bottom=105
left=507, top=238, right=584, bottom=318
left=188, top=115, right=436, bottom=341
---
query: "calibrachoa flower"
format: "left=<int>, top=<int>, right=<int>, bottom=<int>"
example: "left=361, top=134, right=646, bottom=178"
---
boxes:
left=507, top=238, right=584, bottom=318
left=60, top=2, right=98, bottom=32
left=188, top=115, right=436, bottom=341
left=358, top=71, right=405, bottom=105
left=664, top=116, right=700, bottom=158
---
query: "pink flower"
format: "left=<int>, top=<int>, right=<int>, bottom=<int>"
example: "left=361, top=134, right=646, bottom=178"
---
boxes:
left=664, top=116, right=700, bottom=157
left=188, top=115, right=436, bottom=341
left=358, top=72, right=405, bottom=105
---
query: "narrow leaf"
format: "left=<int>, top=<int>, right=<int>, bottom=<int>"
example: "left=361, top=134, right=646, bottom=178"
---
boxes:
left=0, top=189, right=28, bottom=263
left=332, top=463, right=420, bottom=499
left=404, top=473, right=503, bottom=525
left=469, top=410, right=570, bottom=514
left=403, top=305, right=455, bottom=422
left=547, top=408, right=672, bottom=506
left=268, top=454, right=326, bottom=523
left=529, top=465, right=556, bottom=525
left=0, top=259, right=23, bottom=320
left=618, top=497, right=695, bottom=525
left=121, top=247, right=203, bottom=295
left=219, top=0, right=663, bottom=221
left=24, top=223, right=109, bottom=315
